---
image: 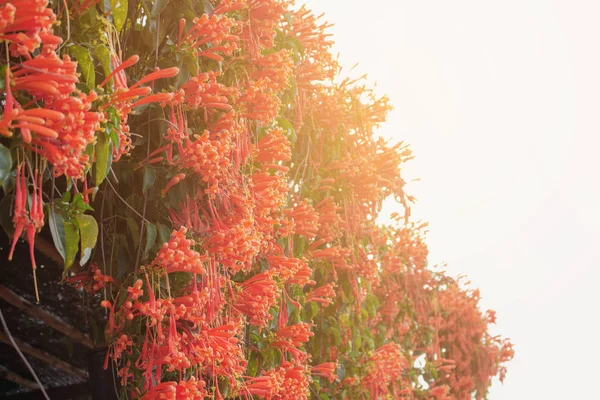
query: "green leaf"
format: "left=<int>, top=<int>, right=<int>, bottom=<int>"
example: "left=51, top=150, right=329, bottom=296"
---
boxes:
left=261, top=347, right=275, bottom=370
left=109, top=125, right=120, bottom=150
left=71, top=193, right=93, bottom=213
left=48, top=205, right=66, bottom=260
left=247, top=352, right=260, bottom=377
left=142, top=165, right=156, bottom=193
left=126, top=217, right=140, bottom=249
left=95, top=131, right=111, bottom=186
left=0, top=144, right=12, bottom=191
left=117, top=244, right=131, bottom=280
left=76, top=214, right=98, bottom=266
left=157, top=223, right=172, bottom=245
left=277, top=118, right=296, bottom=144
left=110, top=0, right=128, bottom=32
left=63, top=220, right=80, bottom=273
left=331, top=326, right=341, bottom=346
left=94, top=45, right=112, bottom=83
left=144, top=222, right=157, bottom=255
left=70, top=45, right=95, bottom=87
left=354, top=334, right=362, bottom=350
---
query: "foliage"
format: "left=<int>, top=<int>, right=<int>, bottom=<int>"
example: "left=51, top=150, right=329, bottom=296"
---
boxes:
left=0, top=0, right=513, bottom=399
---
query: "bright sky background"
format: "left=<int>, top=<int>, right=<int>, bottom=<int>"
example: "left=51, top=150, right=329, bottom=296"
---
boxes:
left=304, top=1, right=600, bottom=398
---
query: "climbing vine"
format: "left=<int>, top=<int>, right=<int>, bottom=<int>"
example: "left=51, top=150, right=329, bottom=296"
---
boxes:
left=0, top=0, right=513, bottom=398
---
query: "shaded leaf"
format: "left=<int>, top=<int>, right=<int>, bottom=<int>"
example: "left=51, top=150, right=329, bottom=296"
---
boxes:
left=247, top=352, right=260, bottom=377
left=126, top=217, right=140, bottom=248
left=63, top=220, right=80, bottom=273
left=76, top=214, right=98, bottom=266
left=48, top=205, right=66, bottom=260
left=95, top=131, right=112, bottom=186
left=0, top=194, right=14, bottom=237
left=70, top=45, right=95, bottom=87
left=144, top=222, right=157, bottom=255
left=94, top=45, right=112, bottom=82
left=142, top=165, right=156, bottom=193
left=0, top=143, right=12, bottom=190
left=157, top=223, right=171, bottom=245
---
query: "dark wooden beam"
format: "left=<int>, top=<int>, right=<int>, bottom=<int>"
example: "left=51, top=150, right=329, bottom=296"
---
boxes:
left=3, top=382, right=90, bottom=400
left=0, top=285, right=94, bottom=349
left=0, top=332, right=88, bottom=379
left=0, top=365, right=38, bottom=390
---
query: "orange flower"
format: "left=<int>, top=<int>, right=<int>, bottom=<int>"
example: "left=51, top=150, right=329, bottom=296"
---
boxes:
left=311, top=362, right=337, bottom=383
left=305, top=283, right=336, bottom=307
left=233, top=272, right=279, bottom=328
left=153, top=227, right=206, bottom=275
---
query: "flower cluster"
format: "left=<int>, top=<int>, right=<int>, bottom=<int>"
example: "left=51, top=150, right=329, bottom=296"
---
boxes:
left=153, top=227, right=206, bottom=275
left=1, top=0, right=513, bottom=398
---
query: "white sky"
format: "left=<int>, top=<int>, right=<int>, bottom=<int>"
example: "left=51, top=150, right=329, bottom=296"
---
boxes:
left=303, top=1, right=600, bottom=398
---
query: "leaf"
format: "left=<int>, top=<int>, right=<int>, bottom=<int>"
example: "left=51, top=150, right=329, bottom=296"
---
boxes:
left=94, top=45, right=112, bottom=81
left=261, top=348, right=275, bottom=370
left=247, top=352, right=260, bottom=377
left=126, top=217, right=140, bottom=249
left=110, top=0, right=128, bottom=32
left=70, top=45, right=95, bottom=87
left=354, top=334, right=362, bottom=350
left=76, top=214, right=98, bottom=266
left=331, top=326, right=341, bottom=346
left=117, top=244, right=131, bottom=280
left=0, top=194, right=14, bottom=237
left=202, top=0, right=214, bottom=13
left=277, top=118, right=296, bottom=144
left=0, top=143, right=12, bottom=190
left=71, top=193, right=93, bottom=213
left=157, top=223, right=171, bottom=245
left=95, top=131, right=111, bottom=186
left=63, top=220, right=80, bottom=273
left=109, top=125, right=120, bottom=151
left=142, top=165, right=156, bottom=193
left=48, top=205, right=66, bottom=260
left=144, top=222, right=157, bottom=255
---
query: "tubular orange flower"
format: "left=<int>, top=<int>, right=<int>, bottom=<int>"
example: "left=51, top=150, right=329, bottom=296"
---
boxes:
left=243, top=371, right=283, bottom=399
left=272, top=322, right=314, bottom=361
left=129, top=92, right=174, bottom=109
left=362, top=343, right=408, bottom=399
left=274, top=362, right=310, bottom=400
left=99, top=54, right=140, bottom=87
left=255, top=128, right=291, bottom=164
left=153, top=227, right=206, bottom=275
left=233, top=272, right=279, bottom=328
left=311, top=362, right=337, bottom=383
left=129, top=67, right=180, bottom=90
left=178, top=14, right=238, bottom=60
left=305, top=283, right=336, bottom=307
left=161, top=173, right=186, bottom=197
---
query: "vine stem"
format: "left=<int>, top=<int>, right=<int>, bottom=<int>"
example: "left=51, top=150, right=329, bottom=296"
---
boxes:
left=134, top=16, right=161, bottom=273
left=0, top=308, right=50, bottom=399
